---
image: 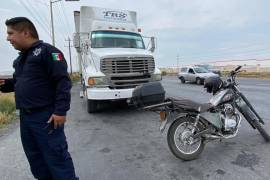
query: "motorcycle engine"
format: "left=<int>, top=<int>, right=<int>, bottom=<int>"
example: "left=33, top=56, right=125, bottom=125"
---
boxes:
left=221, top=104, right=238, bottom=131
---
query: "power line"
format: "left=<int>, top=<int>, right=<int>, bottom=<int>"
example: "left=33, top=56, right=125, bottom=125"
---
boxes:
left=29, top=0, right=50, bottom=23
left=26, top=0, right=50, bottom=28
left=20, top=0, right=50, bottom=32
left=54, top=3, right=68, bottom=42
left=33, top=0, right=49, bottom=7
left=60, top=1, right=72, bottom=35
left=18, top=0, right=51, bottom=38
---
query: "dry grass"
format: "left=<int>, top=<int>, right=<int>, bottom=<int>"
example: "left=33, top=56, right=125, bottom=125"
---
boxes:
left=222, top=71, right=270, bottom=79
left=69, top=72, right=81, bottom=84
left=0, top=93, right=16, bottom=128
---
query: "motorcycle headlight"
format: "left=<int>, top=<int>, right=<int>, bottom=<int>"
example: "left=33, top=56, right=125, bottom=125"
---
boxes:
left=152, top=74, right=162, bottom=81
left=88, top=77, right=108, bottom=87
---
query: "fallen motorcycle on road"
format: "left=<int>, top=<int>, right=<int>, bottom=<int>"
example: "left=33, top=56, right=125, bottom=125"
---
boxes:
left=132, top=66, right=270, bottom=161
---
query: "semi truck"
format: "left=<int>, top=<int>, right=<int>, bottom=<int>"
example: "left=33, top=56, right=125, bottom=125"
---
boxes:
left=73, top=6, right=161, bottom=113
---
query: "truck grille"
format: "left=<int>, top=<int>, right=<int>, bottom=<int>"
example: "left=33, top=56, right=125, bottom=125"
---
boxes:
left=101, top=56, right=155, bottom=89
left=101, top=56, right=155, bottom=74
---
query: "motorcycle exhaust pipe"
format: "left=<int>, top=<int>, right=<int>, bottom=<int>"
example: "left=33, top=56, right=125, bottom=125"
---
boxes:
left=203, top=134, right=222, bottom=140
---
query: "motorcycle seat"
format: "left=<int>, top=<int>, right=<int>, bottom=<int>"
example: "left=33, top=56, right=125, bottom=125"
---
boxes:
left=169, top=97, right=212, bottom=113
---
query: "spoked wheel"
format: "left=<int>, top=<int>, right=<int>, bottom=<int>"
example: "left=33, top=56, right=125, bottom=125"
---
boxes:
left=167, top=117, right=205, bottom=161
left=252, top=121, right=270, bottom=142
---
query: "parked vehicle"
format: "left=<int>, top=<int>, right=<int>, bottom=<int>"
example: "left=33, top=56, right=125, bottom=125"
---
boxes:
left=73, top=6, right=161, bottom=113
left=195, top=64, right=221, bottom=76
left=178, top=66, right=219, bottom=85
left=134, top=66, right=270, bottom=161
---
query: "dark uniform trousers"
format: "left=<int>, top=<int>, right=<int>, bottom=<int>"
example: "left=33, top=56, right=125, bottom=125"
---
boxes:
left=20, top=106, right=78, bottom=180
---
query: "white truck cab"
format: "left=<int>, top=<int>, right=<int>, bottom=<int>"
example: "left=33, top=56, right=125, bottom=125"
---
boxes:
left=73, top=6, right=161, bottom=113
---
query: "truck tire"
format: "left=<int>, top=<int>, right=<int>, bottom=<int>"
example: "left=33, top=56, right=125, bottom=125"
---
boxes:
left=87, top=99, right=98, bottom=113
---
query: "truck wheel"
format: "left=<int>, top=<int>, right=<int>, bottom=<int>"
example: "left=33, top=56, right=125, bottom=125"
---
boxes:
left=87, top=99, right=98, bottom=113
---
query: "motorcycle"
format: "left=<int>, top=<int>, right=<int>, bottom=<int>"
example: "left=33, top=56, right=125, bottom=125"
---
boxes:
left=143, top=66, right=270, bottom=161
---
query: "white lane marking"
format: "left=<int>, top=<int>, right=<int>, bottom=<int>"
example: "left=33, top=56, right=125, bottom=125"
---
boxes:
left=256, top=84, right=270, bottom=86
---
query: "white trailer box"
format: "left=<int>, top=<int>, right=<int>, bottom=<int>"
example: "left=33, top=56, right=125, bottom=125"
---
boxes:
left=73, top=6, right=161, bottom=113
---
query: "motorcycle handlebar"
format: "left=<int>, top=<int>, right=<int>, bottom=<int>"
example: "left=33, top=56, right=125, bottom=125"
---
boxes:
left=235, top=66, right=242, bottom=71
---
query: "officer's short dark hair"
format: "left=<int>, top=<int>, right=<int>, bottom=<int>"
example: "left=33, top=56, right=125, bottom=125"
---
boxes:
left=5, top=17, right=39, bottom=39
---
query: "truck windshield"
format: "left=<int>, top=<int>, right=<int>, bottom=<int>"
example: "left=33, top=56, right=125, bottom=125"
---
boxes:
left=91, top=31, right=145, bottom=49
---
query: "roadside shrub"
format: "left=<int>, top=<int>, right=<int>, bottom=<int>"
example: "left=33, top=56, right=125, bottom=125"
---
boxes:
left=0, top=94, right=15, bottom=114
left=69, top=72, right=81, bottom=84
left=0, top=112, right=14, bottom=128
left=161, top=71, right=167, bottom=76
left=0, top=93, right=16, bottom=128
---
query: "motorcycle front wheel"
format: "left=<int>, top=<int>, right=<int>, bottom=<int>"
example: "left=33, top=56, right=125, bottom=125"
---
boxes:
left=167, top=116, right=205, bottom=161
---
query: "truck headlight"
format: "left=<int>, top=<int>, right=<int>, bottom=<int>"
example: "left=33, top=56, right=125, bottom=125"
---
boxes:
left=88, top=77, right=108, bottom=87
left=152, top=74, right=162, bottom=81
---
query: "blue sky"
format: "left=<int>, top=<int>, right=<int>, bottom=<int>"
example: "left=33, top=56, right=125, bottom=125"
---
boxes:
left=1, top=0, right=270, bottom=72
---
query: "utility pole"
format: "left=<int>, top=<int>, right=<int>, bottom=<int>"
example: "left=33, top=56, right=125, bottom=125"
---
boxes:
left=65, top=37, right=73, bottom=74
left=177, top=54, right=180, bottom=73
left=49, top=0, right=61, bottom=46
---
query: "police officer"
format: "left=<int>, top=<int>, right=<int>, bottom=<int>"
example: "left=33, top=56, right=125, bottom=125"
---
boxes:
left=0, top=17, right=78, bottom=180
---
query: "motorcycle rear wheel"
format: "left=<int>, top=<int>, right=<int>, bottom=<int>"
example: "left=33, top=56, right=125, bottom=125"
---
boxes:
left=167, top=116, right=205, bottom=161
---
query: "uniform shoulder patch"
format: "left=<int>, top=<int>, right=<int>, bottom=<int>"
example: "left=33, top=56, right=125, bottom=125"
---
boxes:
left=33, top=47, right=42, bottom=56
left=52, top=53, right=63, bottom=61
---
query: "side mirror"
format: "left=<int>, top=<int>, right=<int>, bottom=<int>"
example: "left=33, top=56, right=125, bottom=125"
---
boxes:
left=149, top=36, right=156, bottom=53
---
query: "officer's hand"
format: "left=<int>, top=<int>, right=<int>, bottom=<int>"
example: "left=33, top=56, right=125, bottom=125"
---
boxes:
left=48, top=114, right=66, bottom=129
left=0, top=79, right=5, bottom=86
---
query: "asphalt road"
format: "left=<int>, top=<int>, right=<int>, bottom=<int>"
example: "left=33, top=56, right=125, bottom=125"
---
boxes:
left=0, top=76, right=270, bottom=180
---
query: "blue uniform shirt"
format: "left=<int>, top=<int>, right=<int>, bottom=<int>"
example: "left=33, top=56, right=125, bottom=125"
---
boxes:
left=1, top=40, right=71, bottom=116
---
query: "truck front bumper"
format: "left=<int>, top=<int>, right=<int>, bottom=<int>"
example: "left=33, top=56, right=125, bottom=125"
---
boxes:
left=86, top=87, right=134, bottom=100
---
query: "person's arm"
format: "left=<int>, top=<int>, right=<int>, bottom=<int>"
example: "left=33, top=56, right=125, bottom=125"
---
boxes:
left=0, top=78, right=15, bottom=92
left=46, top=47, right=72, bottom=128
left=0, top=60, right=18, bottom=93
